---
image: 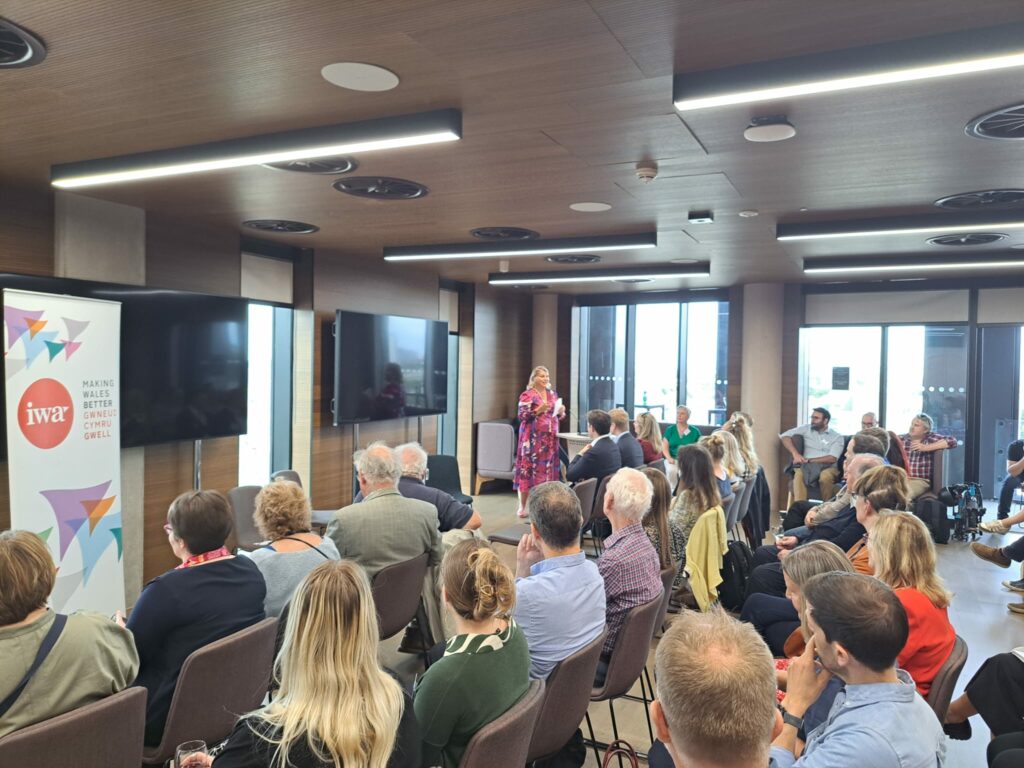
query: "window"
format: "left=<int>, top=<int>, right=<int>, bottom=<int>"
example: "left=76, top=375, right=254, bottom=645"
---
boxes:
left=797, top=326, right=882, bottom=432
left=634, top=303, right=679, bottom=421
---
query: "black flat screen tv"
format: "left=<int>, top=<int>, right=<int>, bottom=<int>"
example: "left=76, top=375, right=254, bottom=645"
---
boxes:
left=333, top=310, right=448, bottom=424
left=0, top=273, right=248, bottom=456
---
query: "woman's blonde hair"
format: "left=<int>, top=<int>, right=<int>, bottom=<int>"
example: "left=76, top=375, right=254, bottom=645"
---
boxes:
left=781, top=540, right=854, bottom=640
left=635, top=412, right=662, bottom=447
left=698, top=433, right=726, bottom=464
left=0, top=530, right=55, bottom=625
left=442, top=540, right=516, bottom=621
left=526, top=366, right=549, bottom=390
left=712, top=429, right=746, bottom=478
left=641, top=467, right=674, bottom=570
left=869, top=511, right=952, bottom=609
left=254, top=480, right=312, bottom=541
left=252, top=560, right=404, bottom=768
left=851, top=465, right=911, bottom=512
left=728, top=414, right=759, bottom=475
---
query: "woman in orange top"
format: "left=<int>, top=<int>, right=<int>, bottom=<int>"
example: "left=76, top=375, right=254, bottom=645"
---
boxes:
left=868, top=510, right=955, bottom=697
left=846, top=464, right=911, bottom=575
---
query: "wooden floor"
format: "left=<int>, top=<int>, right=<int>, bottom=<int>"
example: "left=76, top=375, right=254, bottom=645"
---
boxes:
left=383, top=490, right=1024, bottom=767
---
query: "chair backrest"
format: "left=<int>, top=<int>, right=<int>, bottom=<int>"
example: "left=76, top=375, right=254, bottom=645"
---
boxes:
left=426, top=454, right=464, bottom=496
left=591, top=475, right=612, bottom=524
left=526, top=630, right=607, bottom=762
left=725, top=481, right=747, bottom=529
left=0, top=686, right=147, bottom=768
left=270, top=469, right=302, bottom=487
left=459, top=679, right=545, bottom=768
left=144, top=617, right=278, bottom=765
left=371, top=551, right=431, bottom=640
left=572, top=477, right=598, bottom=527
left=655, top=565, right=678, bottom=636
left=645, top=458, right=667, bottom=475
left=735, top=474, right=757, bottom=524
left=593, top=592, right=663, bottom=701
left=926, top=634, right=968, bottom=720
left=476, top=421, right=517, bottom=476
left=227, top=485, right=263, bottom=550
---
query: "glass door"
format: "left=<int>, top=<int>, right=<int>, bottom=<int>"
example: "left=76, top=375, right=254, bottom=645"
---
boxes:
left=798, top=326, right=882, bottom=435
left=633, top=303, right=680, bottom=422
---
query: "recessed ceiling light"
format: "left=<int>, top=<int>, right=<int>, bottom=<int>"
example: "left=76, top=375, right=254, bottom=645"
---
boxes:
left=675, top=23, right=1024, bottom=111
left=570, top=202, right=612, bottom=213
left=777, top=211, right=1024, bottom=241
left=383, top=232, right=656, bottom=262
left=51, top=109, right=460, bottom=188
left=670, top=258, right=699, bottom=264
left=743, top=117, right=795, bottom=142
left=321, top=62, right=400, bottom=92
left=489, top=264, right=709, bottom=285
left=243, top=219, right=319, bottom=234
left=738, top=210, right=760, bottom=218
left=803, top=254, right=1024, bottom=274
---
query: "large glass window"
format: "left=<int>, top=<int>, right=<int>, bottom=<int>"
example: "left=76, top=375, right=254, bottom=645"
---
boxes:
left=798, top=326, right=882, bottom=434
left=239, top=304, right=274, bottom=486
left=579, top=305, right=627, bottom=416
left=634, top=303, right=679, bottom=421
left=686, top=301, right=729, bottom=425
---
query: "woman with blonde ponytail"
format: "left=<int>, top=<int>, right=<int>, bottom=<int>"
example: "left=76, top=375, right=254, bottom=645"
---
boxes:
left=414, top=540, right=530, bottom=767
left=200, top=560, right=419, bottom=768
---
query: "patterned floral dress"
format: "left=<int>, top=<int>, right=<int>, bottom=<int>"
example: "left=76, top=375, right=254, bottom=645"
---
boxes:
left=513, top=387, right=561, bottom=492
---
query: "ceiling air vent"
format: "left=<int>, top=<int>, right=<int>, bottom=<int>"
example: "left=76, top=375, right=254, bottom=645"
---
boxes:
left=0, top=18, right=47, bottom=67
left=546, top=254, right=601, bottom=264
left=926, top=233, right=1006, bottom=246
left=470, top=227, right=539, bottom=240
left=263, top=156, right=358, bottom=174
left=333, top=177, right=428, bottom=200
left=934, top=189, right=1024, bottom=210
left=966, top=104, right=1024, bottom=140
left=242, top=219, right=319, bottom=234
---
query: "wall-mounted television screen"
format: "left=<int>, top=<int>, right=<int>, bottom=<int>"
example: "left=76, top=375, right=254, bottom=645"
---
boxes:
left=333, top=310, right=448, bottom=424
left=0, top=273, right=248, bottom=457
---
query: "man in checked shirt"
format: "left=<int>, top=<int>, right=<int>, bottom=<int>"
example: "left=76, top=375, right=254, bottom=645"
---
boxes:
left=899, top=413, right=957, bottom=500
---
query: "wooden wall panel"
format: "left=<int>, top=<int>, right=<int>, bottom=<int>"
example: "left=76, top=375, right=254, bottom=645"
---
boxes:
left=146, top=213, right=241, bottom=295
left=0, top=186, right=53, bottom=277
left=556, top=295, right=573, bottom=421
left=727, top=285, right=744, bottom=414
left=472, top=286, right=533, bottom=423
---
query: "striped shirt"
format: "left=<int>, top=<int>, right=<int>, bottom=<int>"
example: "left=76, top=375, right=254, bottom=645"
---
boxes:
left=597, top=523, right=662, bottom=656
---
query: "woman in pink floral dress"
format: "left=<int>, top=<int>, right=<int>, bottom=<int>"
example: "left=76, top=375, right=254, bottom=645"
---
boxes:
left=514, top=365, right=566, bottom=517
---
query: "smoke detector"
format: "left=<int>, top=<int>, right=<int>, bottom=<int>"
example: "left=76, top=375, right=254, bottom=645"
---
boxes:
left=744, top=116, right=796, bottom=143
left=498, top=259, right=510, bottom=273
left=635, top=163, right=658, bottom=184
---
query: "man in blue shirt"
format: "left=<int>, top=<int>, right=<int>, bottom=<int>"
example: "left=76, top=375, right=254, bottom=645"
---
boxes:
left=771, top=572, right=946, bottom=768
left=514, top=481, right=606, bottom=680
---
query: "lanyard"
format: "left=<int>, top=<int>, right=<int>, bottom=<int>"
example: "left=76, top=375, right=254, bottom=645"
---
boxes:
left=176, top=546, right=231, bottom=569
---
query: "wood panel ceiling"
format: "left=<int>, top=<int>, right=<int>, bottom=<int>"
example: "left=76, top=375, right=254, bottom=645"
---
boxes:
left=4, top=0, right=1024, bottom=293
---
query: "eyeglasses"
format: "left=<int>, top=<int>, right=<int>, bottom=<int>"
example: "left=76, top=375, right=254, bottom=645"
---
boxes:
left=850, top=494, right=862, bottom=503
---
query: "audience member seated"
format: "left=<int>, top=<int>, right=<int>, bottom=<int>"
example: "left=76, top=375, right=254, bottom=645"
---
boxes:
left=714, top=428, right=750, bottom=482
left=127, top=490, right=266, bottom=746
left=868, top=511, right=955, bottom=697
left=326, top=442, right=442, bottom=581
left=356, top=442, right=481, bottom=532
left=641, top=467, right=685, bottom=574
left=740, top=540, right=853, bottom=659
left=648, top=609, right=781, bottom=768
left=634, top=412, right=663, bottom=464
left=596, top=467, right=662, bottom=684
left=944, top=649, right=1024, bottom=742
left=513, top=482, right=605, bottom=681
left=413, top=540, right=529, bottom=768
left=861, top=412, right=878, bottom=430
left=770, top=572, right=946, bottom=767
left=699, top=433, right=736, bottom=505
left=970, top=526, right=1024, bottom=612
left=979, top=434, right=1024, bottom=532
left=727, top=412, right=761, bottom=477
left=745, top=464, right=909, bottom=600
left=662, top=405, right=701, bottom=487
left=669, top=445, right=723, bottom=592
left=608, top=408, right=644, bottom=468
left=780, top=407, right=844, bottom=502
left=247, top=480, right=340, bottom=617
left=900, top=412, right=957, bottom=500
left=0, top=530, right=139, bottom=739
left=753, top=454, right=883, bottom=570
left=566, top=409, right=621, bottom=485
left=197, top=561, right=419, bottom=768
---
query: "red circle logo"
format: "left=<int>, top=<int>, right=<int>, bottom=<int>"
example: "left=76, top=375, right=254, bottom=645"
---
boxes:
left=18, top=379, right=74, bottom=449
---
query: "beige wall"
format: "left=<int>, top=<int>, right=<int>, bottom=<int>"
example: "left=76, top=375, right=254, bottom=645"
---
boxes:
left=531, top=293, right=558, bottom=382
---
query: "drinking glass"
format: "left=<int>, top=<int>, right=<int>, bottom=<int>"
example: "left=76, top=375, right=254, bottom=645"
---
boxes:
left=175, top=740, right=208, bottom=767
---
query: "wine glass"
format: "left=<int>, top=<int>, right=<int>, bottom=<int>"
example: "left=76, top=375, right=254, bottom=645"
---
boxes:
left=175, top=740, right=208, bottom=767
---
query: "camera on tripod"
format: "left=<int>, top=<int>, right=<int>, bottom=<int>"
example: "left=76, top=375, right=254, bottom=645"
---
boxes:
left=938, top=482, right=986, bottom=542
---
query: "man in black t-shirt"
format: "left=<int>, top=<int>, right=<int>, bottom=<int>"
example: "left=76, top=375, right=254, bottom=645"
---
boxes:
left=979, top=439, right=1024, bottom=534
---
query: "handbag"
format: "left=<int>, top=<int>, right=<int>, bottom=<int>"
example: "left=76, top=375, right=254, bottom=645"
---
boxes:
left=0, top=613, right=67, bottom=718
left=601, top=739, right=639, bottom=768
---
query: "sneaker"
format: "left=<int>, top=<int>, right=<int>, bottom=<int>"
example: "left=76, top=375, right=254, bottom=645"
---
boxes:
left=979, top=520, right=1010, bottom=534
left=1009, top=603, right=1024, bottom=615
left=1003, top=579, right=1024, bottom=594
left=971, top=542, right=1012, bottom=568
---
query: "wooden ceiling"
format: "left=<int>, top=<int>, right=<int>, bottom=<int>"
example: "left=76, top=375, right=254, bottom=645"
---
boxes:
left=5, top=0, right=1024, bottom=293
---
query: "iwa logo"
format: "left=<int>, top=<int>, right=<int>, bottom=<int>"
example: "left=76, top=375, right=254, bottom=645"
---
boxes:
left=18, top=378, right=74, bottom=449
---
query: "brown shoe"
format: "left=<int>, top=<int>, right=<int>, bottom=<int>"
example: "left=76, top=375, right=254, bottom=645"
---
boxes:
left=1008, top=603, right=1024, bottom=615
left=971, top=542, right=1012, bottom=568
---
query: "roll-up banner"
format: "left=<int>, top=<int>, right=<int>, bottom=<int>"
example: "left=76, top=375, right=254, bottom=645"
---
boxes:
left=4, top=289, right=125, bottom=613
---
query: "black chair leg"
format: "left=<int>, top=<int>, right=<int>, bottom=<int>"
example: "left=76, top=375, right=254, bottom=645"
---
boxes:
left=608, top=700, right=623, bottom=768
left=639, top=666, right=654, bottom=744
left=585, top=711, right=601, bottom=767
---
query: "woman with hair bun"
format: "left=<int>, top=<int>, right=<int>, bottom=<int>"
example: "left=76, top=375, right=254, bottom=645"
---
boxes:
left=413, top=540, right=529, bottom=767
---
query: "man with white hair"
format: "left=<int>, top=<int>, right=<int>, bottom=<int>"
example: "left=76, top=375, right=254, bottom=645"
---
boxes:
left=326, top=441, right=442, bottom=580
left=595, top=467, right=662, bottom=683
left=362, top=442, right=481, bottom=532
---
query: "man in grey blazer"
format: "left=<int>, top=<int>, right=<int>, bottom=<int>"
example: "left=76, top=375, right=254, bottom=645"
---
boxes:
left=327, top=441, right=443, bottom=582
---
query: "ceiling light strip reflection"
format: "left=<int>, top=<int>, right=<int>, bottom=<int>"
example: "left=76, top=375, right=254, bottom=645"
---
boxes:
left=803, top=258, right=1024, bottom=275
left=777, top=213, right=1024, bottom=242
left=488, top=265, right=709, bottom=285
left=384, top=232, right=658, bottom=262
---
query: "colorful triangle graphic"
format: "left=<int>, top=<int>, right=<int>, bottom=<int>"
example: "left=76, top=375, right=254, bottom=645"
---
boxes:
left=63, top=318, right=90, bottom=342
left=45, top=340, right=66, bottom=361
left=3, top=306, right=43, bottom=348
left=82, top=496, right=117, bottom=533
left=27, top=319, right=47, bottom=338
left=62, top=340, right=83, bottom=360
left=36, top=526, right=53, bottom=544
left=111, top=527, right=123, bottom=559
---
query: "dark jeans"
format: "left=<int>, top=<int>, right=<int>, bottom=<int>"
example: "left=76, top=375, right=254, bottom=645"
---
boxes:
left=754, top=544, right=781, bottom=566
left=739, top=593, right=799, bottom=656
left=1003, top=536, right=1024, bottom=563
left=967, top=653, right=1024, bottom=736
left=744, top=561, right=787, bottom=601
left=999, top=473, right=1024, bottom=518
left=783, top=501, right=815, bottom=531
left=989, top=732, right=1024, bottom=768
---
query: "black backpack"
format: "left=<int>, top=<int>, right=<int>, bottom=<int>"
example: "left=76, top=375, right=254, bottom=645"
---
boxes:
left=718, top=540, right=755, bottom=610
left=913, top=497, right=950, bottom=545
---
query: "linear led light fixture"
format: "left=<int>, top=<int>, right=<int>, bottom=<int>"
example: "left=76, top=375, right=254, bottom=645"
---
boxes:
left=777, top=211, right=1024, bottom=242
left=488, top=264, right=709, bottom=285
left=674, top=23, right=1024, bottom=111
left=384, top=232, right=657, bottom=262
left=50, top=109, right=462, bottom=189
left=803, top=254, right=1024, bottom=275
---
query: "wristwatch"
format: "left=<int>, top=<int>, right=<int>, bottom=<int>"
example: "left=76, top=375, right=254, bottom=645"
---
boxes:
left=779, top=705, right=804, bottom=730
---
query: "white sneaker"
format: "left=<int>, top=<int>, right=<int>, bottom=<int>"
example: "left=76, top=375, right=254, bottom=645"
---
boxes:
left=980, top=520, right=1010, bottom=534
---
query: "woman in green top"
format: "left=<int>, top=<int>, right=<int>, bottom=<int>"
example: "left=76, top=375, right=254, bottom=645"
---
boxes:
left=663, top=405, right=701, bottom=488
left=413, top=540, right=529, bottom=768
